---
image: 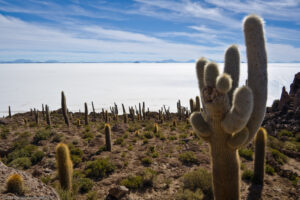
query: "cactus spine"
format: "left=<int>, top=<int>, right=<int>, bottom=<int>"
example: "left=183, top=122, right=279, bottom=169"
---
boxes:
left=105, top=124, right=112, bottom=151
left=55, top=143, right=73, bottom=191
left=190, top=15, right=267, bottom=200
left=61, top=91, right=70, bottom=127
left=6, top=173, right=24, bottom=195
left=253, top=127, right=267, bottom=185
left=45, top=105, right=51, bottom=127
left=84, top=102, right=89, bottom=125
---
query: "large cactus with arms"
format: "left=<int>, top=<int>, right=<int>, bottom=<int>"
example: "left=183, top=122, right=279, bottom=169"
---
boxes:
left=190, top=15, right=267, bottom=199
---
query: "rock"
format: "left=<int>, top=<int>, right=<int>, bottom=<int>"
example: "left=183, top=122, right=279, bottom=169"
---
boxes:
left=106, top=186, right=129, bottom=200
left=0, top=162, right=59, bottom=200
left=289, top=72, right=300, bottom=97
left=279, top=87, right=291, bottom=111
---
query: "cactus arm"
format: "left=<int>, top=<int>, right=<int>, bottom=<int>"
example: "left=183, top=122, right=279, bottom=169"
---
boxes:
left=224, top=45, right=240, bottom=104
left=221, top=86, right=253, bottom=133
left=243, top=15, right=268, bottom=144
left=216, top=73, right=232, bottom=94
left=190, top=112, right=212, bottom=138
left=227, top=128, right=249, bottom=149
left=204, top=62, right=219, bottom=87
left=196, top=58, right=208, bottom=111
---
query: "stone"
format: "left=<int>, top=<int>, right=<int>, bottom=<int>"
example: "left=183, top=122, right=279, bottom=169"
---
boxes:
left=106, top=186, right=129, bottom=200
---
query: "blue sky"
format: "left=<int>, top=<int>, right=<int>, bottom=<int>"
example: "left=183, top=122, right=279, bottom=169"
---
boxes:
left=0, top=0, right=300, bottom=62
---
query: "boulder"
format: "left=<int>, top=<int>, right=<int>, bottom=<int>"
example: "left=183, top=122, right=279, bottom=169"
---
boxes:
left=0, top=162, right=59, bottom=200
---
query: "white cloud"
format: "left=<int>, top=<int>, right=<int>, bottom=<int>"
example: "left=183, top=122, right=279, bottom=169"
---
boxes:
left=0, top=14, right=226, bottom=62
left=207, top=0, right=300, bottom=21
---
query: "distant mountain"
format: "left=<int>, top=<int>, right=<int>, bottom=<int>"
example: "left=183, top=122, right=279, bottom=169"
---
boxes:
left=0, top=59, right=196, bottom=63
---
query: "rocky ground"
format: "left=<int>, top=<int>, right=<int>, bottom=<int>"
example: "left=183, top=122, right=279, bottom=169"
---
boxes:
left=0, top=73, right=299, bottom=200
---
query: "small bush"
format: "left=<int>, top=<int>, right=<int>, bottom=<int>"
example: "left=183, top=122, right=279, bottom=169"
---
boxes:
left=239, top=148, right=253, bottom=160
left=121, top=175, right=143, bottom=189
left=179, top=152, right=198, bottom=165
left=270, top=148, right=288, bottom=165
left=242, top=169, right=253, bottom=181
left=8, top=144, right=37, bottom=163
left=85, top=158, right=115, bottom=179
left=182, top=168, right=212, bottom=197
left=78, top=178, right=94, bottom=193
left=141, top=157, right=152, bottom=166
left=9, top=157, right=32, bottom=169
left=114, top=137, right=124, bottom=145
left=143, top=131, right=154, bottom=139
left=87, top=191, right=97, bottom=200
left=121, top=168, right=156, bottom=189
left=176, top=189, right=204, bottom=200
left=265, top=164, right=275, bottom=175
left=278, top=129, right=293, bottom=137
left=31, top=150, right=44, bottom=165
left=33, top=129, right=51, bottom=144
left=169, top=136, right=177, bottom=140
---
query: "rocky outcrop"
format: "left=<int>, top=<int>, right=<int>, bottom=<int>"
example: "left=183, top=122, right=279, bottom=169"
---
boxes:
left=0, top=162, right=59, bottom=200
left=263, top=72, right=300, bottom=136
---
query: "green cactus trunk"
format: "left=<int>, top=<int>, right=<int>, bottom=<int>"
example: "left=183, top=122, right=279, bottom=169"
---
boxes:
left=56, top=143, right=73, bottom=191
left=190, top=15, right=267, bottom=200
left=45, top=105, right=51, bottom=127
left=8, top=106, right=11, bottom=118
left=105, top=124, right=112, bottom=151
left=84, top=102, right=89, bottom=125
left=253, top=128, right=267, bottom=185
left=61, top=91, right=70, bottom=127
left=209, top=118, right=240, bottom=199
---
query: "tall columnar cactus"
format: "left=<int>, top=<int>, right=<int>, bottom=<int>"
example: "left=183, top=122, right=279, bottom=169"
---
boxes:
left=34, top=109, right=39, bottom=125
left=91, top=101, right=96, bottom=120
left=105, top=124, right=112, bottom=151
left=195, top=96, right=200, bottom=111
left=55, top=143, right=73, bottom=191
left=61, top=91, right=70, bottom=127
left=45, top=105, right=51, bottom=127
left=84, top=102, right=89, bottom=125
left=189, top=98, right=195, bottom=113
left=8, top=106, right=11, bottom=118
left=42, top=104, right=45, bottom=119
left=253, top=127, right=267, bottom=185
left=6, top=173, right=24, bottom=195
left=190, top=15, right=267, bottom=200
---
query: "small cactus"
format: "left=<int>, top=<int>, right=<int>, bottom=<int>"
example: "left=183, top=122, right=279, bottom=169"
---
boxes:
left=55, top=143, right=73, bottom=191
left=253, top=127, right=267, bottom=185
left=61, top=91, right=70, bottom=127
left=189, top=98, right=195, bottom=113
left=45, top=105, right=51, bottom=127
left=77, top=119, right=81, bottom=127
left=34, top=109, right=39, bottom=125
left=124, top=114, right=128, bottom=123
left=84, top=102, right=89, bottom=125
left=105, top=124, right=112, bottom=151
left=6, top=173, right=24, bottom=195
left=173, top=119, right=177, bottom=127
left=42, top=104, right=45, bottom=119
left=154, top=123, right=159, bottom=134
left=195, top=96, right=200, bottom=111
left=8, top=106, right=12, bottom=118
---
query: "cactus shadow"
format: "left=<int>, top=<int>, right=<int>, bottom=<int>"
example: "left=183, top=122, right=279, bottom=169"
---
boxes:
left=246, top=183, right=263, bottom=200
